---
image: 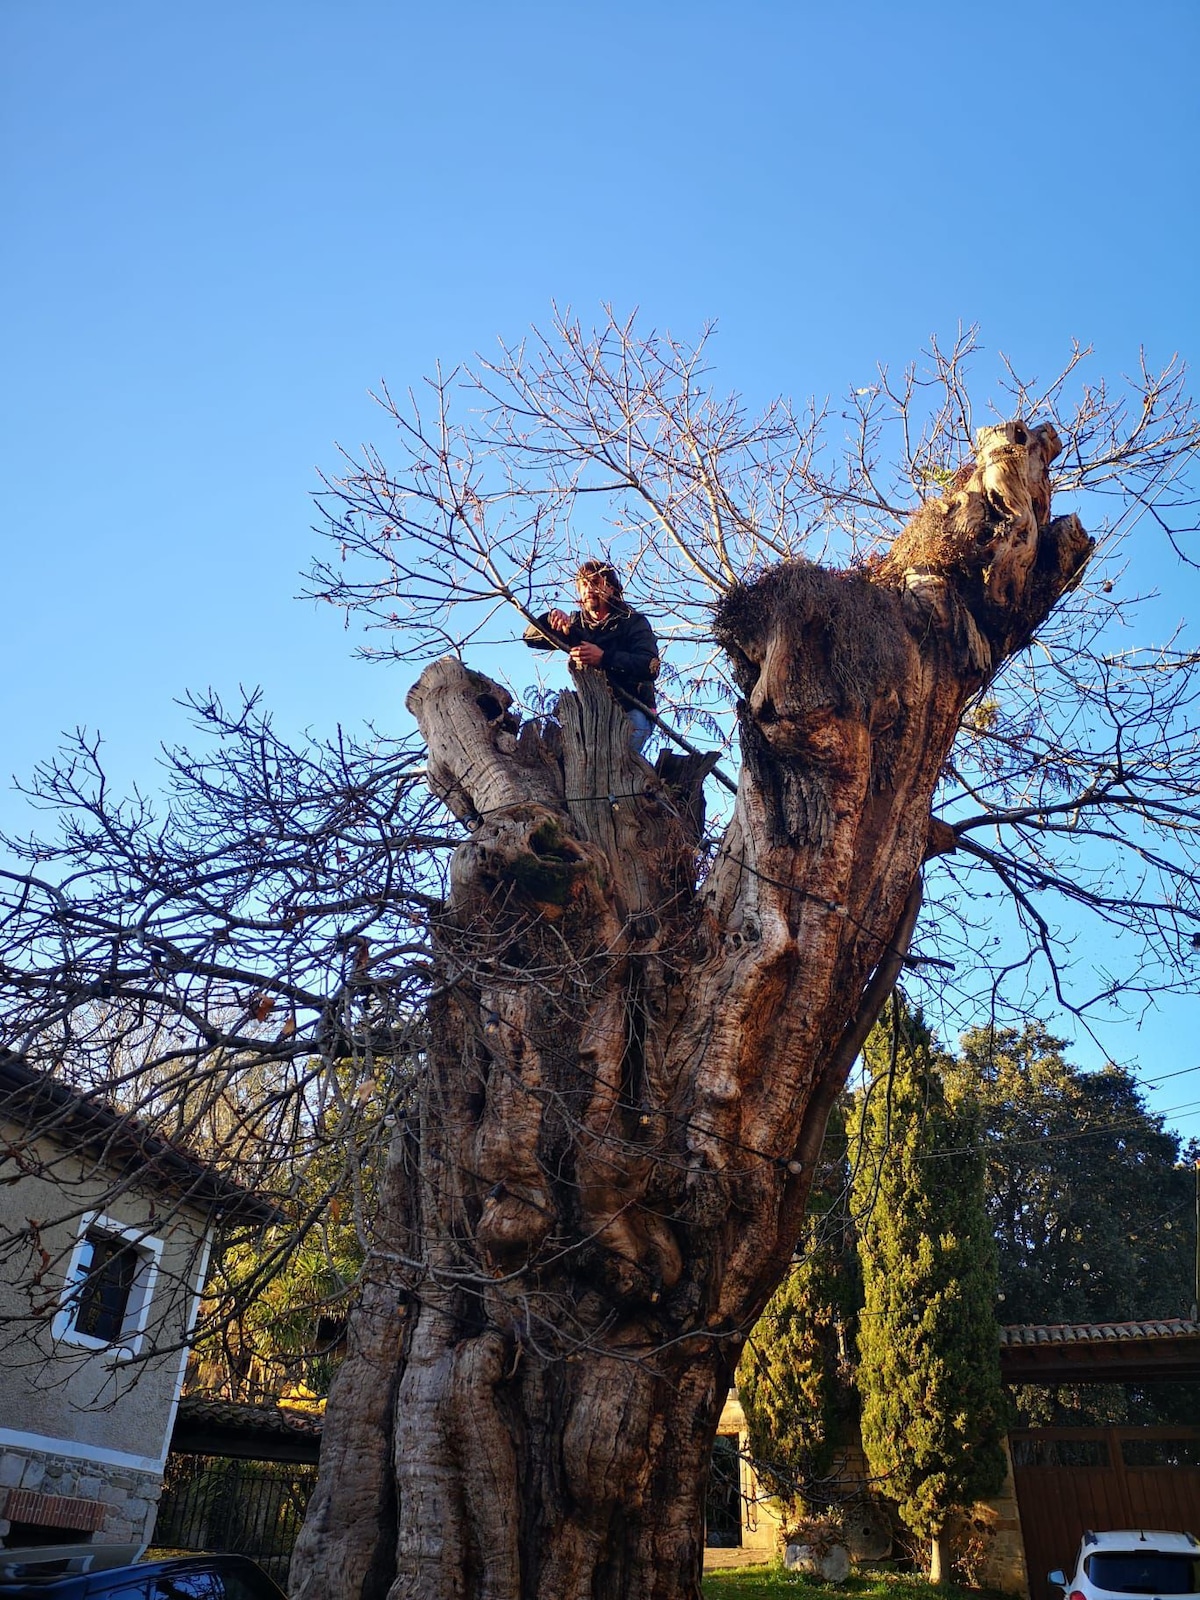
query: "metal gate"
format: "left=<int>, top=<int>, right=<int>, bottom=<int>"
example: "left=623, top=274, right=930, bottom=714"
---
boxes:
left=153, top=1454, right=319, bottom=1585
left=1011, top=1428, right=1200, bottom=1600
left=706, top=1434, right=743, bottom=1548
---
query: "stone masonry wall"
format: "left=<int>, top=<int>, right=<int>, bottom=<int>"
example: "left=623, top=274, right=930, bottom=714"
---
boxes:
left=947, top=1441, right=1029, bottom=1598
left=0, top=1444, right=162, bottom=1548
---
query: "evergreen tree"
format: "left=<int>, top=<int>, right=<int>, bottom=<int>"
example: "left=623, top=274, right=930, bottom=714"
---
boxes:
left=191, top=1053, right=403, bottom=1406
left=736, top=1110, right=859, bottom=1511
left=950, top=1023, right=1193, bottom=1325
left=947, top=1023, right=1197, bottom=1425
left=851, top=1000, right=1008, bottom=1582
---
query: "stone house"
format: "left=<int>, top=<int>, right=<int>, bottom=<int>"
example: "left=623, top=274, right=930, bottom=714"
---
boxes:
left=0, top=1053, right=279, bottom=1551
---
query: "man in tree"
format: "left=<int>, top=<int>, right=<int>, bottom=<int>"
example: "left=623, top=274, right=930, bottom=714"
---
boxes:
left=4, top=316, right=1198, bottom=1600
left=295, top=412, right=1093, bottom=1600
left=524, top=558, right=660, bottom=750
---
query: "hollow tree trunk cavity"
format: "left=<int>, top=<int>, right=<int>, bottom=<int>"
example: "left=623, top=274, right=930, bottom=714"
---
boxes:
left=292, top=429, right=1092, bottom=1600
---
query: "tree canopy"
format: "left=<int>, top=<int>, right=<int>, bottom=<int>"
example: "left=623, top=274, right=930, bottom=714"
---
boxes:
left=0, top=314, right=1197, bottom=1600
left=3, top=318, right=1197, bottom=1107
left=949, top=1022, right=1196, bottom=1328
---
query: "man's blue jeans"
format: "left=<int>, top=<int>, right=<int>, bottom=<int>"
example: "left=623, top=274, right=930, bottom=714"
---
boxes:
left=627, top=708, right=653, bottom=754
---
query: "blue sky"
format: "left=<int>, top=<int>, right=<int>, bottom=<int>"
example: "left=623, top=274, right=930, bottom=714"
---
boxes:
left=3, top=2, right=1198, bottom=1128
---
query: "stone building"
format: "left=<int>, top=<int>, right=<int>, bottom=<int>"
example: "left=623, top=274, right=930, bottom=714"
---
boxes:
left=707, top=1386, right=1027, bottom=1587
left=0, top=1053, right=278, bottom=1550
left=707, top=1319, right=1200, bottom=1592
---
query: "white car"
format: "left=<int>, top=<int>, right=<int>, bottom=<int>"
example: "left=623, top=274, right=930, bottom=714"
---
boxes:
left=1051, top=1530, right=1200, bottom=1600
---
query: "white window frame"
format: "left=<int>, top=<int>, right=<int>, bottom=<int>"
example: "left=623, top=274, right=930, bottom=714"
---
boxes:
left=51, top=1210, right=164, bottom=1360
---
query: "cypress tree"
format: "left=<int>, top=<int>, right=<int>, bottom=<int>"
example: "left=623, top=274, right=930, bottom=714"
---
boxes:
left=851, top=999, right=1007, bottom=1581
left=736, top=1108, right=859, bottom=1512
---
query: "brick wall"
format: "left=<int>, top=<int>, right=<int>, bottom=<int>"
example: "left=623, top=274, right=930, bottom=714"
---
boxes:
left=0, top=1445, right=162, bottom=1547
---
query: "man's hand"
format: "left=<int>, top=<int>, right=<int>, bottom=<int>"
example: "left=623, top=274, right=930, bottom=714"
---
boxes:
left=569, top=642, right=604, bottom=669
left=548, top=609, right=572, bottom=633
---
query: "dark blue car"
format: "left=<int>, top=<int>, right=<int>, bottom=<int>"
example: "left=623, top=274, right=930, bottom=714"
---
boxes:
left=0, top=1545, right=286, bottom=1599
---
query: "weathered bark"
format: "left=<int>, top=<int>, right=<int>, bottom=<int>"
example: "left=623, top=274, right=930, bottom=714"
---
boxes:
left=292, top=425, right=1092, bottom=1600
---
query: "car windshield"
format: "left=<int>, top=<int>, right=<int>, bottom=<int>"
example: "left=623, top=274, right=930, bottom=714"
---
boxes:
left=1085, top=1553, right=1200, bottom=1595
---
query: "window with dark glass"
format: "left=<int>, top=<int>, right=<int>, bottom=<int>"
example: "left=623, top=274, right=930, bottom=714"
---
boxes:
left=1010, top=1436, right=1110, bottom=1468
left=149, top=1569, right=225, bottom=1597
left=1121, top=1435, right=1200, bottom=1468
left=1085, top=1553, right=1200, bottom=1595
left=72, top=1230, right=139, bottom=1342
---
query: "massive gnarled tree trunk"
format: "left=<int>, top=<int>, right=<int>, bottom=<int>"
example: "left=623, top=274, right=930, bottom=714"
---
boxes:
left=291, top=423, right=1092, bottom=1600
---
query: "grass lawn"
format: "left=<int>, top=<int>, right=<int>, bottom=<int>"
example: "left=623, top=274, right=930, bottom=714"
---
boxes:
left=704, top=1569, right=1000, bottom=1600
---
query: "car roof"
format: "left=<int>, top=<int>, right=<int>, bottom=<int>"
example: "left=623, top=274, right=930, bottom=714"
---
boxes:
left=0, top=1543, right=140, bottom=1589
left=0, top=1549, right=282, bottom=1595
left=1085, top=1531, right=1200, bottom=1554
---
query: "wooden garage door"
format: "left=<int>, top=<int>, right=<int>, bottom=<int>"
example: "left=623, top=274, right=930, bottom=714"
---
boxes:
left=1011, top=1429, right=1200, bottom=1600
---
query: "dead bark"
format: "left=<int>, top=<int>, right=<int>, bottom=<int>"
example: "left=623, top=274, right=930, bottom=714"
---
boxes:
left=292, top=424, right=1092, bottom=1600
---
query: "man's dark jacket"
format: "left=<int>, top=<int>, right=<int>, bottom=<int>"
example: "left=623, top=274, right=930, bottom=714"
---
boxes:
left=524, top=603, right=659, bottom=711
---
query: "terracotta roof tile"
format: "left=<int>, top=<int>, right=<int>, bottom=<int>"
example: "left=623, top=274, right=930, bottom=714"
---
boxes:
left=176, top=1395, right=324, bottom=1439
left=0, top=1051, right=284, bottom=1224
left=1000, top=1317, right=1200, bottom=1348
